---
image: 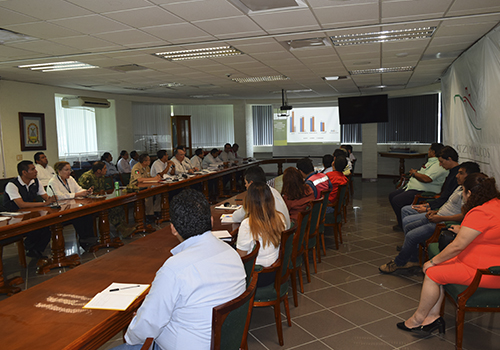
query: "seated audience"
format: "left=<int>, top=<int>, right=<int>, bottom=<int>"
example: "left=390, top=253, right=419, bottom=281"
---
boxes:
left=232, top=143, right=241, bottom=159
left=130, top=154, right=161, bottom=221
left=401, top=146, right=461, bottom=218
left=219, top=143, right=237, bottom=163
left=232, top=166, right=291, bottom=229
left=333, top=148, right=351, bottom=175
left=202, top=148, right=222, bottom=168
left=190, top=148, right=204, bottom=170
left=398, top=173, right=500, bottom=336
left=325, top=156, right=348, bottom=213
left=47, top=161, right=96, bottom=250
left=341, top=145, right=356, bottom=172
left=151, top=150, right=175, bottom=178
left=78, top=161, right=136, bottom=237
left=296, top=157, right=332, bottom=199
left=3, top=161, right=55, bottom=259
left=117, top=150, right=132, bottom=173
left=389, top=143, right=448, bottom=230
left=321, top=154, right=334, bottom=174
left=34, top=152, right=55, bottom=187
left=237, top=182, right=285, bottom=287
left=129, top=151, right=139, bottom=168
left=281, top=167, right=315, bottom=222
left=101, top=152, right=119, bottom=175
left=171, top=147, right=194, bottom=174
left=379, top=161, right=479, bottom=274
left=114, top=189, right=246, bottom=350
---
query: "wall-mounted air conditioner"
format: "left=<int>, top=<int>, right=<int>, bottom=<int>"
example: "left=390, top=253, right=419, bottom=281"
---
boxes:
left=61, top=96, right=110, bottom=109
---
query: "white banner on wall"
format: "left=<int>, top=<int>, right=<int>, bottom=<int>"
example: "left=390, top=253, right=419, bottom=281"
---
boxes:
left=442, top=25, right=500, bottom=181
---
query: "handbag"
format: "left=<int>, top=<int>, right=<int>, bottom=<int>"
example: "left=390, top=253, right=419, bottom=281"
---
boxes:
left=438, top=228, right=457, bottom=251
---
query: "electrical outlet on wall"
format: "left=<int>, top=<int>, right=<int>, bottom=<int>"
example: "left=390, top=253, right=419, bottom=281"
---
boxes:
left=16, top=154, right=23, bottom=161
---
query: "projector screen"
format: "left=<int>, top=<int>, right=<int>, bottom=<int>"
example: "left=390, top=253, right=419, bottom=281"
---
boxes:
left=273, top=107, right=341, bottom=157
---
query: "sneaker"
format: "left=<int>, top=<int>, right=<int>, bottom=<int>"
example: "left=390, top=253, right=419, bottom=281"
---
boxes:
left=379, top=260, right=401, bottom=274
left=403, top=261, right=421, bottom=269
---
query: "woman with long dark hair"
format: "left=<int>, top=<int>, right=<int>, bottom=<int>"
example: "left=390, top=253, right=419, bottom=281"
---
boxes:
left=281, top=167, right=314, bottom=222
left=237, top=182, right=285, bottom=286
left=398, top=173, right=500, bottom=335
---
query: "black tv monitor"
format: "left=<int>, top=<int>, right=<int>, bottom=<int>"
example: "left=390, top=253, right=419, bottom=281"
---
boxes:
left=338, top=94, right=388, bottom=124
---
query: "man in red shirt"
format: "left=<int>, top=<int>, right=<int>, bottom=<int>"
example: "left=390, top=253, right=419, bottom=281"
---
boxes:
left=325, top=156, right=348, bottom=213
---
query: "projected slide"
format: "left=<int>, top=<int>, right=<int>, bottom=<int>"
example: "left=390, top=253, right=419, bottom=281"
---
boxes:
left=286, top=107, right=340, bottom=143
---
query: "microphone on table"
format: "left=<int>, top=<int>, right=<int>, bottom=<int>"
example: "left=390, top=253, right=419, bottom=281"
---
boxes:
left=48, top=185, right=61, bottom=209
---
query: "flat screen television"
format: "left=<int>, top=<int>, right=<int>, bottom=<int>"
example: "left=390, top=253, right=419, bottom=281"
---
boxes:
left=338, top=94, right=388, bottom=124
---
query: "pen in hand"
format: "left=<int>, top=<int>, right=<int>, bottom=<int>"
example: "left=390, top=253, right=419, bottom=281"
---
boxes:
left=109, top=285, right=141, bottom=292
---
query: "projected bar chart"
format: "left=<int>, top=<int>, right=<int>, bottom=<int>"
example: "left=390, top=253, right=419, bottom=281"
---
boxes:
left=310, top=117, right=315, bottom=132
left=285, top=107, right=340, bottom=143
left=320, top=122, right=325, bottom=132
left=289, top=113, right=295, bottom=132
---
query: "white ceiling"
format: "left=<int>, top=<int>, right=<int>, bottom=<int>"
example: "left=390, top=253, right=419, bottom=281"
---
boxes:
left=0, top=0, right=499, bottom=100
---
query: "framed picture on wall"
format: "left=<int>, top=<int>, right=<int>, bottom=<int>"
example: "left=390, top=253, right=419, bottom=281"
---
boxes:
left=19, top=112, right=47, bottom=151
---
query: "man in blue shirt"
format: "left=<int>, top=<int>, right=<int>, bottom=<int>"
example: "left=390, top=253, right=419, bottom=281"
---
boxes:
left=114, top=189, right=246, bottom=350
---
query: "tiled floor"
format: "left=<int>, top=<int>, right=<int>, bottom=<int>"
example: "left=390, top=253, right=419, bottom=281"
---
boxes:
left=2, top=178, right=499, bottom=349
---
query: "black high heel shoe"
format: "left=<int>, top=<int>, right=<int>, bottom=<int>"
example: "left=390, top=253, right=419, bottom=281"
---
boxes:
left=396, top=322, right=429, bottom=335
left=421, top=317, right=446, bottom=334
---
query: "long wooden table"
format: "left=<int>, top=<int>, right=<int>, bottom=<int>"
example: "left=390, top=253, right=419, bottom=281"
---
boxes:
left=0, top=189, right=249, bottom=349
left=0, top=159, right=301, bottom=294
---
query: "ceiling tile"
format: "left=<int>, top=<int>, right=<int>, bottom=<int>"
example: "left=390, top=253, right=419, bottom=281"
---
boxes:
left=0, top=0, right=92, bottom=20
left=313, top=2, right=380, bottom=27
left=249, top=8, right=321, bottom=34
left=0, top=7, right=38, bottom=26
left=192, top=16, right=266, bottom=38
left=50, top=14, right=131, bottom=34
left=446, top=0, right=500, bottom=16
left=66, top=0, right=153, bottom=12
left=0, top=45, right=40, bottom=60
left=7, top=40, right=82, bottom=55
left=141, top=23, right=214, bottom=43
left=381, top=0, right=453, bottom=22
left=50, top=35, right=123, bottom=51
left=161, top=0, right=242, bottom=21
left=103, top=6, right=183, bottom=28
left=95, top=29, right=165, bottom=47
left=4, top=21, right=81, bottom=39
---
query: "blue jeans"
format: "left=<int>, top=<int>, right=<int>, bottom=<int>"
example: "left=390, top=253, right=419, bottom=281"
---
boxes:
left=394, top=210, right=436, bottom=266
left=401, top=205, right=419, bottom=229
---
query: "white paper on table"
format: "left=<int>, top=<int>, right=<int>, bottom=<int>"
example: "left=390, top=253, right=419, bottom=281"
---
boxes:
left=220, top=214, right=234, bottom=224
left=0, top=211, right=29, bottom=216
left=214, top=204, right=241, bottom=210
left=211, top=230, right=232, bottom=240
left=83, top=283, right=150, bottom=311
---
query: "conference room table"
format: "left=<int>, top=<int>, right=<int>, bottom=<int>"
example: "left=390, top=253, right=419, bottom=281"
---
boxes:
left=0, top=180, right=255, bottom=350
left=0, top=158, right=299, bottom=295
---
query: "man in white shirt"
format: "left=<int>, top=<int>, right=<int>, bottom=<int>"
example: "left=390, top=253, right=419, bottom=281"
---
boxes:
left=219, top=143, right=237, bottom=163
left=202, top=148, right=223, bottom=168
left=190, top=149, right=204, bottom=170
left=151, top=150, right=175, bottom=178
left=3, top=161, right=56, bottom=259
left=171, top=147, right=194, bottom=174
left=232, top=166, right=291, bottom=229
left=34, top=152, right=56, bottom=187
left=114, top=189, right=246, bottom=350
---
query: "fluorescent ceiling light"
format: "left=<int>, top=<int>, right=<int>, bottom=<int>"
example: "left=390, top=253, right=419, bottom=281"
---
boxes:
left=331, top=27, right=436, bottom=46
left=18, top=61, right=98, bottom=72
left=159, top=82, right=184, bottom=88
left=229, top=0, right=307, bottom=14
left=154, top=46, right=243, bottom=61
left=323, top=76, right=349, bottom=81
left=271, top=89, right=312, bottom=93
left=287, top=37, right=328, bottom=50
left=231, top=75, right=289, bottom=83
left=349, top=66, right=414, bottom=75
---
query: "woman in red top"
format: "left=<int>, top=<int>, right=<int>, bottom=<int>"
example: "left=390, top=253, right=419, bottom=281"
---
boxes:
left=281, top=167, right=315, bottom=222
left=398, top=173, right=500, bottom=335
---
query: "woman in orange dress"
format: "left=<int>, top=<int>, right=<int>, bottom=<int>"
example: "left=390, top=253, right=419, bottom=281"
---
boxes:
left=398, top=173, right=500, bottom=335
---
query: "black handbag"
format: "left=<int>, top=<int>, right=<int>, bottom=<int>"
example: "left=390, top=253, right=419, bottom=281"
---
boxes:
left=438, top=228, right=457, bottom=251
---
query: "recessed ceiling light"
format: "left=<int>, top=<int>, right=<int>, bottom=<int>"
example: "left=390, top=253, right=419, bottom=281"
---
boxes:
left=18, top=61, right=98, bottom=72
left=271, top=89, right=313, bottom=93
left=231, top=75, right=289, bottom=83
left=331, top=27, right=436, bottom=46
left=396, top=52, right=409, bottom=57
left=287, top=37, right=328, bottom=50
left=189, top=95, right=213, bottom=98
left=154, top=46, right=243, bottom=61
left=323, top=76, right=349, bottom=81
left=349, top=66, right=414, bottom=75
left=107, top=64, right=147, bottom=72
left=0, top=28, right=36, bottom=44
left=159, top=82, right=184, bottom=88
left=229, top=0, right=307, bottom=14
